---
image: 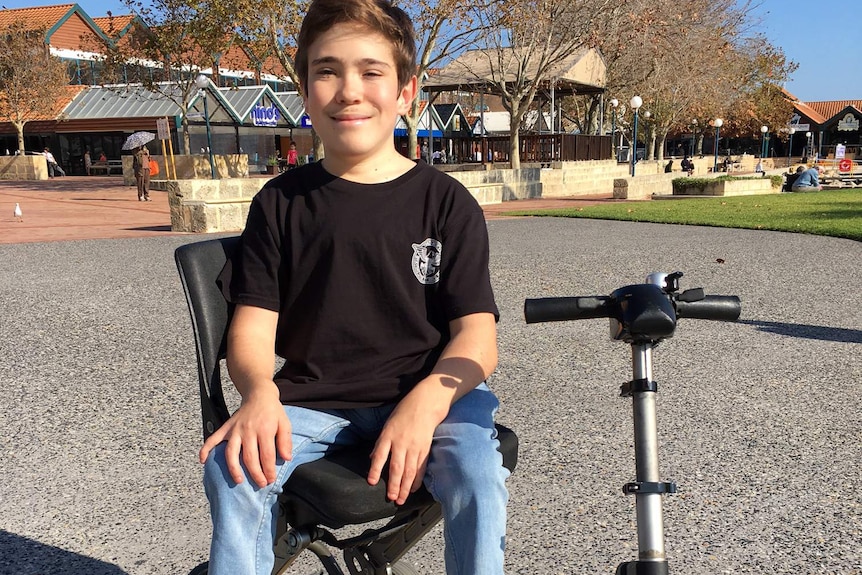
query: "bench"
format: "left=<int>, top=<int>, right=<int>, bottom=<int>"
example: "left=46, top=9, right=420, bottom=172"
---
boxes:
left=90, top=160, right=124, bottom=175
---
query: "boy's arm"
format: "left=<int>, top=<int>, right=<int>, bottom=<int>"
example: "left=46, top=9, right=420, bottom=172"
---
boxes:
left=198, top=303, right=292, bottom=488
left=367, top=311, right=498, bottom=505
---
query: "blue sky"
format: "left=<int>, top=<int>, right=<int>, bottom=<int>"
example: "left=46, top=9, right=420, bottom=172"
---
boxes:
left=3, top=0, right=858, bottom=103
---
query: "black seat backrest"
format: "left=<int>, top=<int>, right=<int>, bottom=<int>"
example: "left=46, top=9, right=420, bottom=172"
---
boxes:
left=175, top=236, right=240, bottom=439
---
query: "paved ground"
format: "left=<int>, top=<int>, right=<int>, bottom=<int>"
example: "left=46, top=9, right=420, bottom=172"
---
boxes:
left=1, top=176, right=860, bottom=575
left=0, top=176, right=615, bottom=245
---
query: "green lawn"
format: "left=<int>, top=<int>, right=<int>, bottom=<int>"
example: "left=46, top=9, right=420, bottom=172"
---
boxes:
left=503, top=189, right=862, bottom=242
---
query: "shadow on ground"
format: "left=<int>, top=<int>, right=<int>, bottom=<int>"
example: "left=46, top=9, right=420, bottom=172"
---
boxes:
left=0, top=531, right=130, bottom=575
left=739, top=319, right=862, bottom=343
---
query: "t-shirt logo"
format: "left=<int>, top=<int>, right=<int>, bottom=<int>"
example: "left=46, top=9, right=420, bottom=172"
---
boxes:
left=411, top=238, right=442, bottom=284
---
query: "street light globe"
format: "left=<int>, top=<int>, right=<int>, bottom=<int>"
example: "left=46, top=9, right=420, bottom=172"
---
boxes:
left=714, top=118, right=723, bottom=128
left=630, top=96, right=643, bottom=110
left=806, top=131, right=811, bottom=138
left=610, top=98, right=619, bottom=108
left=760, top=125, right=768, bottom=134
left=644, top=111, right=651, bottom=119
left=789, top=128, right=796, bottom=135
left=195, top=74, right=209, bottom=89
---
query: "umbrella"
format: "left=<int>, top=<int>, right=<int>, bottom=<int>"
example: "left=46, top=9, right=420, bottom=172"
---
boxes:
left=122, top=131, right=156, bottom=150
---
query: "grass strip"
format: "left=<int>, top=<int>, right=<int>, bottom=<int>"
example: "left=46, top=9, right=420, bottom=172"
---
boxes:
left=502, top=189, right=862, bottom=242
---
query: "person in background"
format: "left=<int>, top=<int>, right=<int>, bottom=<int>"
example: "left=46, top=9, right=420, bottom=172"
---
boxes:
left=43, top=147, right=65, bottom=177
left=84, top=149, right=92, bottom=175
left=791, top=164, right=823, bottom=192
left=132, top=145, right=151, bottom=201
left=286, top=141, right=299, bottom=169
left=680, top=155, right=694, bottom=176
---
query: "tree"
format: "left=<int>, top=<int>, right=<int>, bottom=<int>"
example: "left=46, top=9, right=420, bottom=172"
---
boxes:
left=398, top=0, right=488, bottom=161
left=0, top=21, right=70, bottom=153
left=225, top=0, right=322, bottom=157
left=464, top=0, right=616, bottom=168
left=98, top=0, right=238, bottom=154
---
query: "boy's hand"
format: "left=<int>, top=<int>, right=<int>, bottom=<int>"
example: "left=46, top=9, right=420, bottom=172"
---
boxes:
left=199, top=386, right=292, bottom=488
left=367, top=390, right=444, bottom=505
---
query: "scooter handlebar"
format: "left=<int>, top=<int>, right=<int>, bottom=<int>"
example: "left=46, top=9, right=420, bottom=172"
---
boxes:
left=524, top=296, right=612, bottom=324
left=525, top=294, right=742, bottom=324
left=673, top=295, right=741, bottom=322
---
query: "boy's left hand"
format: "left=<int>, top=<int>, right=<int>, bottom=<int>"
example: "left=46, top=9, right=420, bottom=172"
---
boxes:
left=367, top=389, right=445, bottom=505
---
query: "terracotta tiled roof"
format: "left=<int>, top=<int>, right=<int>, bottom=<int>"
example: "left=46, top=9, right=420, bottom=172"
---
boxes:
left=91, top=14, right=136, bottom=36
left=0, top=4, right=76, bottom=30
left=793, top=100, right=828, bottom=124
left=805, top=100, right=862, bottom=120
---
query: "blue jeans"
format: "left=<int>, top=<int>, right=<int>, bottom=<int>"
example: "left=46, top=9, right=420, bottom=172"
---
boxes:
left=203, top=383, right=509, bottom=575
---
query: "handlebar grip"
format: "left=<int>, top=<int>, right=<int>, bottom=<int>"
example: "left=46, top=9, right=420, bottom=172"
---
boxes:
left=674, top=295, right=741, bottom=322
left=524, top=296, right=612, bottom=324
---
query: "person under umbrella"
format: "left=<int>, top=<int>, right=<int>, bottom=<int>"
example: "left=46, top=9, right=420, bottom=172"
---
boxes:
left=132, top=145, right=151, bottom=201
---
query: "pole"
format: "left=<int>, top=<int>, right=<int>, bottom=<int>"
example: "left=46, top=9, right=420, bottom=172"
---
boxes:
left=788, top=130, right=794, bottom=167
left=202, top=92, right=215, bottom=179
left=713, top=125, right=721, bottom=172
left=631, top=109, right=639, bottom=177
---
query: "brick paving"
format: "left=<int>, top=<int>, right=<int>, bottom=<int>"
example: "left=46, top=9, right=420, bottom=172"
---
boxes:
left=0, top=175, right=615, bottom=244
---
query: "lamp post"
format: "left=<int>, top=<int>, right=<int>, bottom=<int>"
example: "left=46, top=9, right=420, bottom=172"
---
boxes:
left=760, top=125, right=768, bottom=159
left=712, top=118, right=723, bottom=172
left=643, top=111, right=651, bottom=160
left=610, top=98, right=619, bottom=160
left=805, top=131, right=812, bottom=160
left=690, top=119, right=698, bottom=157
left=630, top=95, right=642, bottom=176
left=195, top=74, right=216, bottom=179
left=787, top=128, right=795, bottom=166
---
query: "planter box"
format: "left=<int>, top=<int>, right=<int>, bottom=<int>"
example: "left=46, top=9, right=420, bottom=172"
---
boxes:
left=673, top=177, right=779, bottom=197
left=0, top=156, right=49, bottom=180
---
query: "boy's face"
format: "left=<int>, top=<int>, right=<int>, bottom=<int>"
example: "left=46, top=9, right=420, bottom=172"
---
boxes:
left=303, top=23, right=415, bottom=165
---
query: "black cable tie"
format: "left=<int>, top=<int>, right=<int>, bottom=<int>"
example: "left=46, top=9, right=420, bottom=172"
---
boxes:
left=620, top=378, right=658, bottom=396
left=622, top=482, right=677, bottom=495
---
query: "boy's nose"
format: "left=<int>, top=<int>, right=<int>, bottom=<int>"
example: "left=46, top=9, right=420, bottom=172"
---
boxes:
left=336, top=74, right=362, bottom=103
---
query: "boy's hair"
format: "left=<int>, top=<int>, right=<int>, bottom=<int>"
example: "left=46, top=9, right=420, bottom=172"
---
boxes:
left=295, top=0, right=416, bottom=93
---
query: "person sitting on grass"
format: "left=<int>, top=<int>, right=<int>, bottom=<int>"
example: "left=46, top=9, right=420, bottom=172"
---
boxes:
left=791, top=165, right=823, bottom=192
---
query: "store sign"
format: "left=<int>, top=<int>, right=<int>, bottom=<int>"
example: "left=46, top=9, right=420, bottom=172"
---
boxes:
left=836, top=144, right=846, bottom=159
left=837, top=113, right=859, bottom=132
left=252, top=105, right=280, bottom=127
left=300, top=114, right=313, bottom=128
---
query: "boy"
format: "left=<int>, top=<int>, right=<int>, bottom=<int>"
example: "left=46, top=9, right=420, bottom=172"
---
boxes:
left=200, top=1, right=510, bottom=574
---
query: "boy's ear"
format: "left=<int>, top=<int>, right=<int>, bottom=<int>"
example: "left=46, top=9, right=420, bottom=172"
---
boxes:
left=397, top=76, right=418, bottom=115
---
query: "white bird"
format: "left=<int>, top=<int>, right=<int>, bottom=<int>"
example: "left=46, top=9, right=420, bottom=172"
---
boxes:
left=13, top=203, right=23, bottom=222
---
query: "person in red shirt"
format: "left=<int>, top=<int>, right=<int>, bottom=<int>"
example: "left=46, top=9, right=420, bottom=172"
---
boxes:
left=286, top=141, right=299, bottom=169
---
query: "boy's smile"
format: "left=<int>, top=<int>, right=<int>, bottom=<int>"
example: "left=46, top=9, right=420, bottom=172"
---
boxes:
left=303, top=23, right=416, bottom=178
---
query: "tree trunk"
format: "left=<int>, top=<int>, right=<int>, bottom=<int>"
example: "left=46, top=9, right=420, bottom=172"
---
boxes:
left=656, top=133, right=667, bottom=162
left=14, top=121, right=25, bottom=153
left=181, top=116, right=191, bottom=155
left=509, top=114, right=521, bottom=170
left=312, top=130, right=324, bottom=162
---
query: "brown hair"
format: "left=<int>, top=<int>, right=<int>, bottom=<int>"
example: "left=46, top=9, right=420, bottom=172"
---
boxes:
left=294, top=0, right=416, bottom=93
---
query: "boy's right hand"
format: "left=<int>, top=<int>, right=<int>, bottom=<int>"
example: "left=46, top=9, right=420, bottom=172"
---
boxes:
left=199, top=385, right=293, bottom=488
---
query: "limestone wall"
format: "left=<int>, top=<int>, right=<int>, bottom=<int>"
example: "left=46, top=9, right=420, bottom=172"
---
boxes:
left=153, top=178, right=260, bottom=233
left=447, top=167, right=542, bottom=202
left=613, top=173, right=678, bottom=200
left=539, top=160, right=629, bottom=197
left=0, top=156, right=49, bottom=180
left=123, top=154, right=250, bottom=186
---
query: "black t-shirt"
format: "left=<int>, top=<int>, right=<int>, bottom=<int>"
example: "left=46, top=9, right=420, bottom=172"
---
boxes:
left=218, top=160, right=498, bottom=408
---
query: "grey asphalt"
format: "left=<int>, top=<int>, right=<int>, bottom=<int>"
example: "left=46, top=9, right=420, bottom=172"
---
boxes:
left=1, top=218, right=860, bottom=575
